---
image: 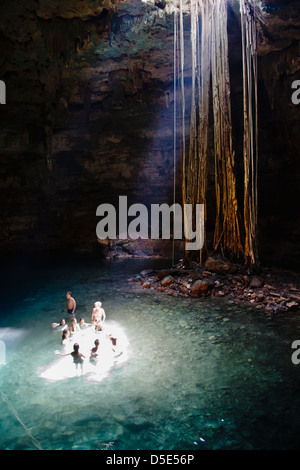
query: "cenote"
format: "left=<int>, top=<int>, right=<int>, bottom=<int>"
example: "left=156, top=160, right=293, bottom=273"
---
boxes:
left=0, top=255, right=300, bottom=451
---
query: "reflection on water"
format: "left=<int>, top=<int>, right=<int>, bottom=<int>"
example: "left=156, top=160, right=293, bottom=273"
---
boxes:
left=38, top=321, right=128, bottom=382
left=0, top=257, right=300, bottom=450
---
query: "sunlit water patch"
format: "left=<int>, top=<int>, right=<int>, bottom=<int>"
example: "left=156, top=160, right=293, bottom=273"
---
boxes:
left=0, top=256, right=300, bottom=450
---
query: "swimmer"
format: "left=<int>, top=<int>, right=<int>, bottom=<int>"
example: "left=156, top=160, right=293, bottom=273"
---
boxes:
left=108, top=333, right=123, bottom=358
left=64, top=291, right=76, bottom=315
left=63, top=343, right=85, bottom=373
left=61, top=329, right=69, bottom=345
left=57, top=342, right=85, bottom=361
left=90, top=339, right=100, bottom=363
left=79, top=318, right=88, bottom=330
left=108, top=334, right=117, bottom=353
left=52, top=319, right=67, bottom=329
left=91, top=301, right=106, bottom=332
left=70, top=343, right=85, bottom=363
left=69, top=317, right=80, bottom=335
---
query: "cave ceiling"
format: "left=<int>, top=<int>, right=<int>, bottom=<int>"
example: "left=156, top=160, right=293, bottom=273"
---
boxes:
left=0, top=0, right=299, bottom=99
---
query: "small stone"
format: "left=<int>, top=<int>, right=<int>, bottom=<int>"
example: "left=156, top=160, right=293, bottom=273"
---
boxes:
left=249, top=276, right=263, bottom=288
left=161, top=275, right=175, bottom=286
left=140, top=269, right=154, bottom=276
left=286, top=301, right=299, bottom=311
left=142, top=281, right=151, bottom=288
left=202, top=271, right=212, bottom=278
left=216, top=290, right=225, bottom=297
left=179, top=285, right=190, bottom=295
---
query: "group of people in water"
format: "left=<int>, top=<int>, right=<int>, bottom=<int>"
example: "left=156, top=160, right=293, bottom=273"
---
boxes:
left=52, top=292, right=119, bottom=369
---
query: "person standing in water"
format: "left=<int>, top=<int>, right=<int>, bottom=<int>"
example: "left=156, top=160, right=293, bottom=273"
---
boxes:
left=61, top=329, right=69, bottom=346
left=65, top=291, right=76, bottom=315
left=62, top=343, right=85, bottom=372
left=69, top=317, right=80, bottom=335
left=91, top=301, right=106, bottom=331
left=90, top=339, right=100, bottom=363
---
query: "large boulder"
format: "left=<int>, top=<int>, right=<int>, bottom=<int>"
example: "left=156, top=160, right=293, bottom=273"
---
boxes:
left=189, top=280, right=209, bottom=298
left=205, top=257, right=238, bottom=275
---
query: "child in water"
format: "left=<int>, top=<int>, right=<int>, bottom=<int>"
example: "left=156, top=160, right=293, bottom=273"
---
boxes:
left=90, top=339, right=100, bottom=363
left=66, top=343, right=85, bottom=373
left=52, top=319, right=66, bottom=330
left=70, top=343, right=85, bottom=363
left=79, top=318, right=88, bottom=330
left=69, top=317, right=80, bottom=335
left=61, top=329, right=69, bottom=346
left=108, top=334, right=117, bottom=353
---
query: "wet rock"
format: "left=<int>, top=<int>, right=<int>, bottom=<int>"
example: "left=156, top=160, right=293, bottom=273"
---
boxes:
left=161, top=275, right=175, bottom=286
left=205, top=257, right=238, bottom=275
left=289, top=293, right=300, bottom=303
left=142, top=281, right=151, bottom=288
left=177, top=278, right=191, bottom=289
left=179, top=285, right=190, bottom=295
left=263, top=284, right=276, bottom=291
left=286, top=301, right=299, bottom=311
left=140, top=269, right=154, bottom=276
left=249, top=276, right=264, bottom=288
left=156, top=269, right=173, bottom=281
left=189, top=280, right=209, bottom=298
left=202, top=271, right=213, bottom=278
left=256, top=292, right=266, bottom=302
left=128, top=277, right=140, bottom=282
left=216, top=290, right=226, bottom=297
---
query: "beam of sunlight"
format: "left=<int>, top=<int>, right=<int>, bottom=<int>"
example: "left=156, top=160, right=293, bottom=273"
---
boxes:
left=37, top=321, right=128, bottom=383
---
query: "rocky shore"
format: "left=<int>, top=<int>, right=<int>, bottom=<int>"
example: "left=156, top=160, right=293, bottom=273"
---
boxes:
left=128, top=256, right=300, bottom=315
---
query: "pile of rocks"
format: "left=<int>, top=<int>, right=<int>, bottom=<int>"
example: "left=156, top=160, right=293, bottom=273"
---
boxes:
left=128, top=256, right=300, bottom=315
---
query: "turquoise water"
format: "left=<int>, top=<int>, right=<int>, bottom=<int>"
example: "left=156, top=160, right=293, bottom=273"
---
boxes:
left=0, top=255, right=300, bottom=450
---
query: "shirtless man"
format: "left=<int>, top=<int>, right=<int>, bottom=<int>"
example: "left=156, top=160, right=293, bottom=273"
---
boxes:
left=65, top=291, right=76, bottom=315
left=91, top=301, right=106, bottom=331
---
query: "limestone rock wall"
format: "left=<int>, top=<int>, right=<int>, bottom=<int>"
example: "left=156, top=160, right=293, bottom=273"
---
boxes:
left=0, top=0, right=299, bottom=268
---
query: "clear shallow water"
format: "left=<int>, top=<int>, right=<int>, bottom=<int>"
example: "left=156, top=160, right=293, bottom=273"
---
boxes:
left=0, top=255, right=300, bottom=450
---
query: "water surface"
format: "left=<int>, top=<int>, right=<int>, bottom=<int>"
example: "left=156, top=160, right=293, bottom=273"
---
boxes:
left=0, top=255, right=300, bottom=450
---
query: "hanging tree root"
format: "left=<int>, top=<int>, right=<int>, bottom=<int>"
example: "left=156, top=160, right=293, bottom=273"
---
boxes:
left=178, top=0, right=258, bottom=266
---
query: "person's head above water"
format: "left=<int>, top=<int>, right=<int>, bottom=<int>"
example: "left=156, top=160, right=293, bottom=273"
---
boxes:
left=73, top=343, right=80, bottom=353
left=62, top=329, right=68, bottom=339
left=94, top=301, right=102, bottom=308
